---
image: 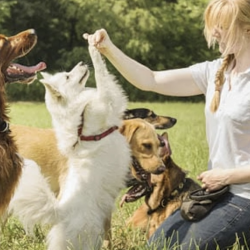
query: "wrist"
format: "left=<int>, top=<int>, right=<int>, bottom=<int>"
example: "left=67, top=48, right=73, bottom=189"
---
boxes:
left=100, top=42, right=120, bottom=61
left=221, top=169, right=232, bottom=186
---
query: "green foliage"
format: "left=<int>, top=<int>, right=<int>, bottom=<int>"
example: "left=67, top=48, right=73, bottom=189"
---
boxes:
left=3, top=0, right=219, bottom=101
left=0, top=0, right=16, bottom=32
left=6, top=80, right=45, bottom=102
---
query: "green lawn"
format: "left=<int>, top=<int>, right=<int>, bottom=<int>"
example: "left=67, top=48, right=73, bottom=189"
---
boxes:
left=2, top=101, right=210, bottom=250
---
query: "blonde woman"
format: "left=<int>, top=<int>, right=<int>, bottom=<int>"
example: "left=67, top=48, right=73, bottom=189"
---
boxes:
left=84, top=0, right=250, bottom=248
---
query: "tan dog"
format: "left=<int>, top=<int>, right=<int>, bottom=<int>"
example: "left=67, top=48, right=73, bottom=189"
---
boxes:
left=10, top=118, right=165, bottom=197
left=10, top=125, right=67, bottom=196
left=0, top=29, right=46, bottom=215
left=122, top=132, right=200, bottom=239
left=120, top=119, right=166, bottom=178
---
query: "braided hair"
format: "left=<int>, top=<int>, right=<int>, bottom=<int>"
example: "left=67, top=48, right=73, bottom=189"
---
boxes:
left=210, top=54, right=234, bottom=112
left=204, top=0, right=250, bottom=112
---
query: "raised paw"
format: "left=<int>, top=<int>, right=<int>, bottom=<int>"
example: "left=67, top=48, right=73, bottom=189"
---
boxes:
left=88, top=45, right=100, bottom=59
left=88, top=45, right=104, bottom=69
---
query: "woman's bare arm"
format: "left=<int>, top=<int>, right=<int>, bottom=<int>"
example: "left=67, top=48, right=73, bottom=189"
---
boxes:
left=83, top=29, right=202, bottom=97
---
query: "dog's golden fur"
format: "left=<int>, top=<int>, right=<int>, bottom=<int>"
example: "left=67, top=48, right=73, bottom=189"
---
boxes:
left=126, top=133, right=200, bottom=239
left=0, top=29, right=43, bottom=215
left=10, top=124, right=68, bottom=196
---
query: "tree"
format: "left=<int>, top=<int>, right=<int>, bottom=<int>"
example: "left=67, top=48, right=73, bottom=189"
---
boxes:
left=4, top=0, right=218, bottom=102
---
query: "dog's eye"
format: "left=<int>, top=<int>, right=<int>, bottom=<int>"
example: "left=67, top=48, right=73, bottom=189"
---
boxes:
left=66, top=75, right=70, bottom=80
left=143, top=143, right=152, bottom=150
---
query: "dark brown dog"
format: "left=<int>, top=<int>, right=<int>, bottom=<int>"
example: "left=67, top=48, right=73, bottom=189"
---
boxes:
left=0, top=29, right=46, bottom=215
left=123, top=108, right=177, bottom=129
left=121, top=132, right=200, bottom=239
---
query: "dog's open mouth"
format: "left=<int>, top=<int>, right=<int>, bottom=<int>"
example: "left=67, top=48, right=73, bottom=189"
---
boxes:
left=120, top=181, right=151, bottom=207
left=5, top=62, right=47, bottom=84
left=120, top=156, right=153, bottom=207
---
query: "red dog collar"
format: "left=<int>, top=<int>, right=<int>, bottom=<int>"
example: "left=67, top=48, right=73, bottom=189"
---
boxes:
left=78, top=126, right=118, bottom=141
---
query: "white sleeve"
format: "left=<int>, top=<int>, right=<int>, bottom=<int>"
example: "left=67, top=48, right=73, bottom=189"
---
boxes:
left=189, top=59, right=222, bottom=95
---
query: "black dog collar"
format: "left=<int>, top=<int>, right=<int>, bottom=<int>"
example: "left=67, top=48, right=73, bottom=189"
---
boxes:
left=0, top=120, right=9, bottom=133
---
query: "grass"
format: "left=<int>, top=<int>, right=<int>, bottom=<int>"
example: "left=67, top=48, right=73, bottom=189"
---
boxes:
left=2, top=101, right=210, bottom=249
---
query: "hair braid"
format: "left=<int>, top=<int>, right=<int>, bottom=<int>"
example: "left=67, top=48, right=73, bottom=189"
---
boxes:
left=210, top=54, right=234, bottom=112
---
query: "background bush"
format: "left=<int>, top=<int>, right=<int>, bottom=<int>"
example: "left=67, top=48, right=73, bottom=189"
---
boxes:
left=1, top=0, right=219, bottom=102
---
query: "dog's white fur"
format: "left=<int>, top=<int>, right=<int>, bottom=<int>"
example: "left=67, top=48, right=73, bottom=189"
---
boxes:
left=9, top=46, right=131, bottom=250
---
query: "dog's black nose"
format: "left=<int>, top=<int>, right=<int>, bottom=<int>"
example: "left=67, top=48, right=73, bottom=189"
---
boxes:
left=153, top=165, right=166, bottom=175
left=171, top=118, right=177, bottom=125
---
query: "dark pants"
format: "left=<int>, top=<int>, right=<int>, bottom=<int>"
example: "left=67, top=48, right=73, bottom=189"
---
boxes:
left=148, top=192, right=250, bottom=250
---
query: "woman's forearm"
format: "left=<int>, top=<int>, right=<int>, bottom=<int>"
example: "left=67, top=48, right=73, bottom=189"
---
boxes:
left=101, top=42, right=156, bottom=91
left=102, top=43, right=202, bottom=96
left=84, top=29, right=202, bottom=96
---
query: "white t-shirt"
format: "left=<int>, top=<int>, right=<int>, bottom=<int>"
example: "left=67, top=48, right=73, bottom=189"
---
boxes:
left=190, top=59, right=250, bottom=199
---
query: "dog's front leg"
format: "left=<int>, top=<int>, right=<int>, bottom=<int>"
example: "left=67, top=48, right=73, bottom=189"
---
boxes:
left=88, top=45, right=109, bottom=82
left=88, top=45, right=127, bottom=114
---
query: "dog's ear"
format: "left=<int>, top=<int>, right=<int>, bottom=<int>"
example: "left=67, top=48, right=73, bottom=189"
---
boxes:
left=40, top=72, right=51, bottom=81
left=119, top=121, right=140, bottom=143
left=43, top=84, right=62, bottom=98
left=159, top=131, right=172, bottom=157
left=40, top=73, right=61, bottom=98
left=161, top=132, right=169, bottom=140
left=40, top=81, right=61, bottom=98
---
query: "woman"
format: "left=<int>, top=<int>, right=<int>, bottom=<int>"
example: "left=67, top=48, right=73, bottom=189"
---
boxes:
left=84, top=0, right=250, bottom=249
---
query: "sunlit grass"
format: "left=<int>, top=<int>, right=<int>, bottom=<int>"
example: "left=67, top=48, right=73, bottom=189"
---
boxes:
left=9, top=102, right=52, bottom=128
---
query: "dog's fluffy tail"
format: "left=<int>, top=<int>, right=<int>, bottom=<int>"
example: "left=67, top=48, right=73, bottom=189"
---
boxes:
left=9, top=159, right=57, bottom=232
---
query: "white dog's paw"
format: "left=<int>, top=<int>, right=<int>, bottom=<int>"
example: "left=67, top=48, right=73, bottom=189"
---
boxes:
left=88, top=45, right=100, bottom=59
left=88, top=45, right=104, bottom=70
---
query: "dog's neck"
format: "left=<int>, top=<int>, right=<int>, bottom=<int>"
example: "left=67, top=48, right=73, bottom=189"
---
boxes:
left=76, top=105, right=121, bottom=142
left=78, top=124, right=119, bottom=141
left=0, top=78, right=23, bottom=215
left=0, top=119, right=9, bottom=133
left=51, top=108, right=85, bottom=156
left=146, top=157, right=187, bottom=215
left=146, top=177, right=187, bottom=215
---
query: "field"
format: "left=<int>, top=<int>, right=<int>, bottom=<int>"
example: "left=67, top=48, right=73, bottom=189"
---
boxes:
left=1, top=101, right=209, bottom=250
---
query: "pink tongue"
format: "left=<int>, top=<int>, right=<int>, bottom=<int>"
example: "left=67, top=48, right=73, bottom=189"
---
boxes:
left=12, top=62, right=47, bottom=73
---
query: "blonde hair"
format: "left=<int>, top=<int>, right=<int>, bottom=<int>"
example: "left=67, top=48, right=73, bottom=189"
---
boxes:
left=203, top=0, right=250, bottom=112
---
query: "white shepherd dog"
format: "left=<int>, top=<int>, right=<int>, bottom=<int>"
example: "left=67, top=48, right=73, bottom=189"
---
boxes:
left=9, top=45, right=131, bottom=250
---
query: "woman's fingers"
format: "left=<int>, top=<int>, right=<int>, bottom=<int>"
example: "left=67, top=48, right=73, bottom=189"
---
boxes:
left=83, top=29, right=107, bottom=48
